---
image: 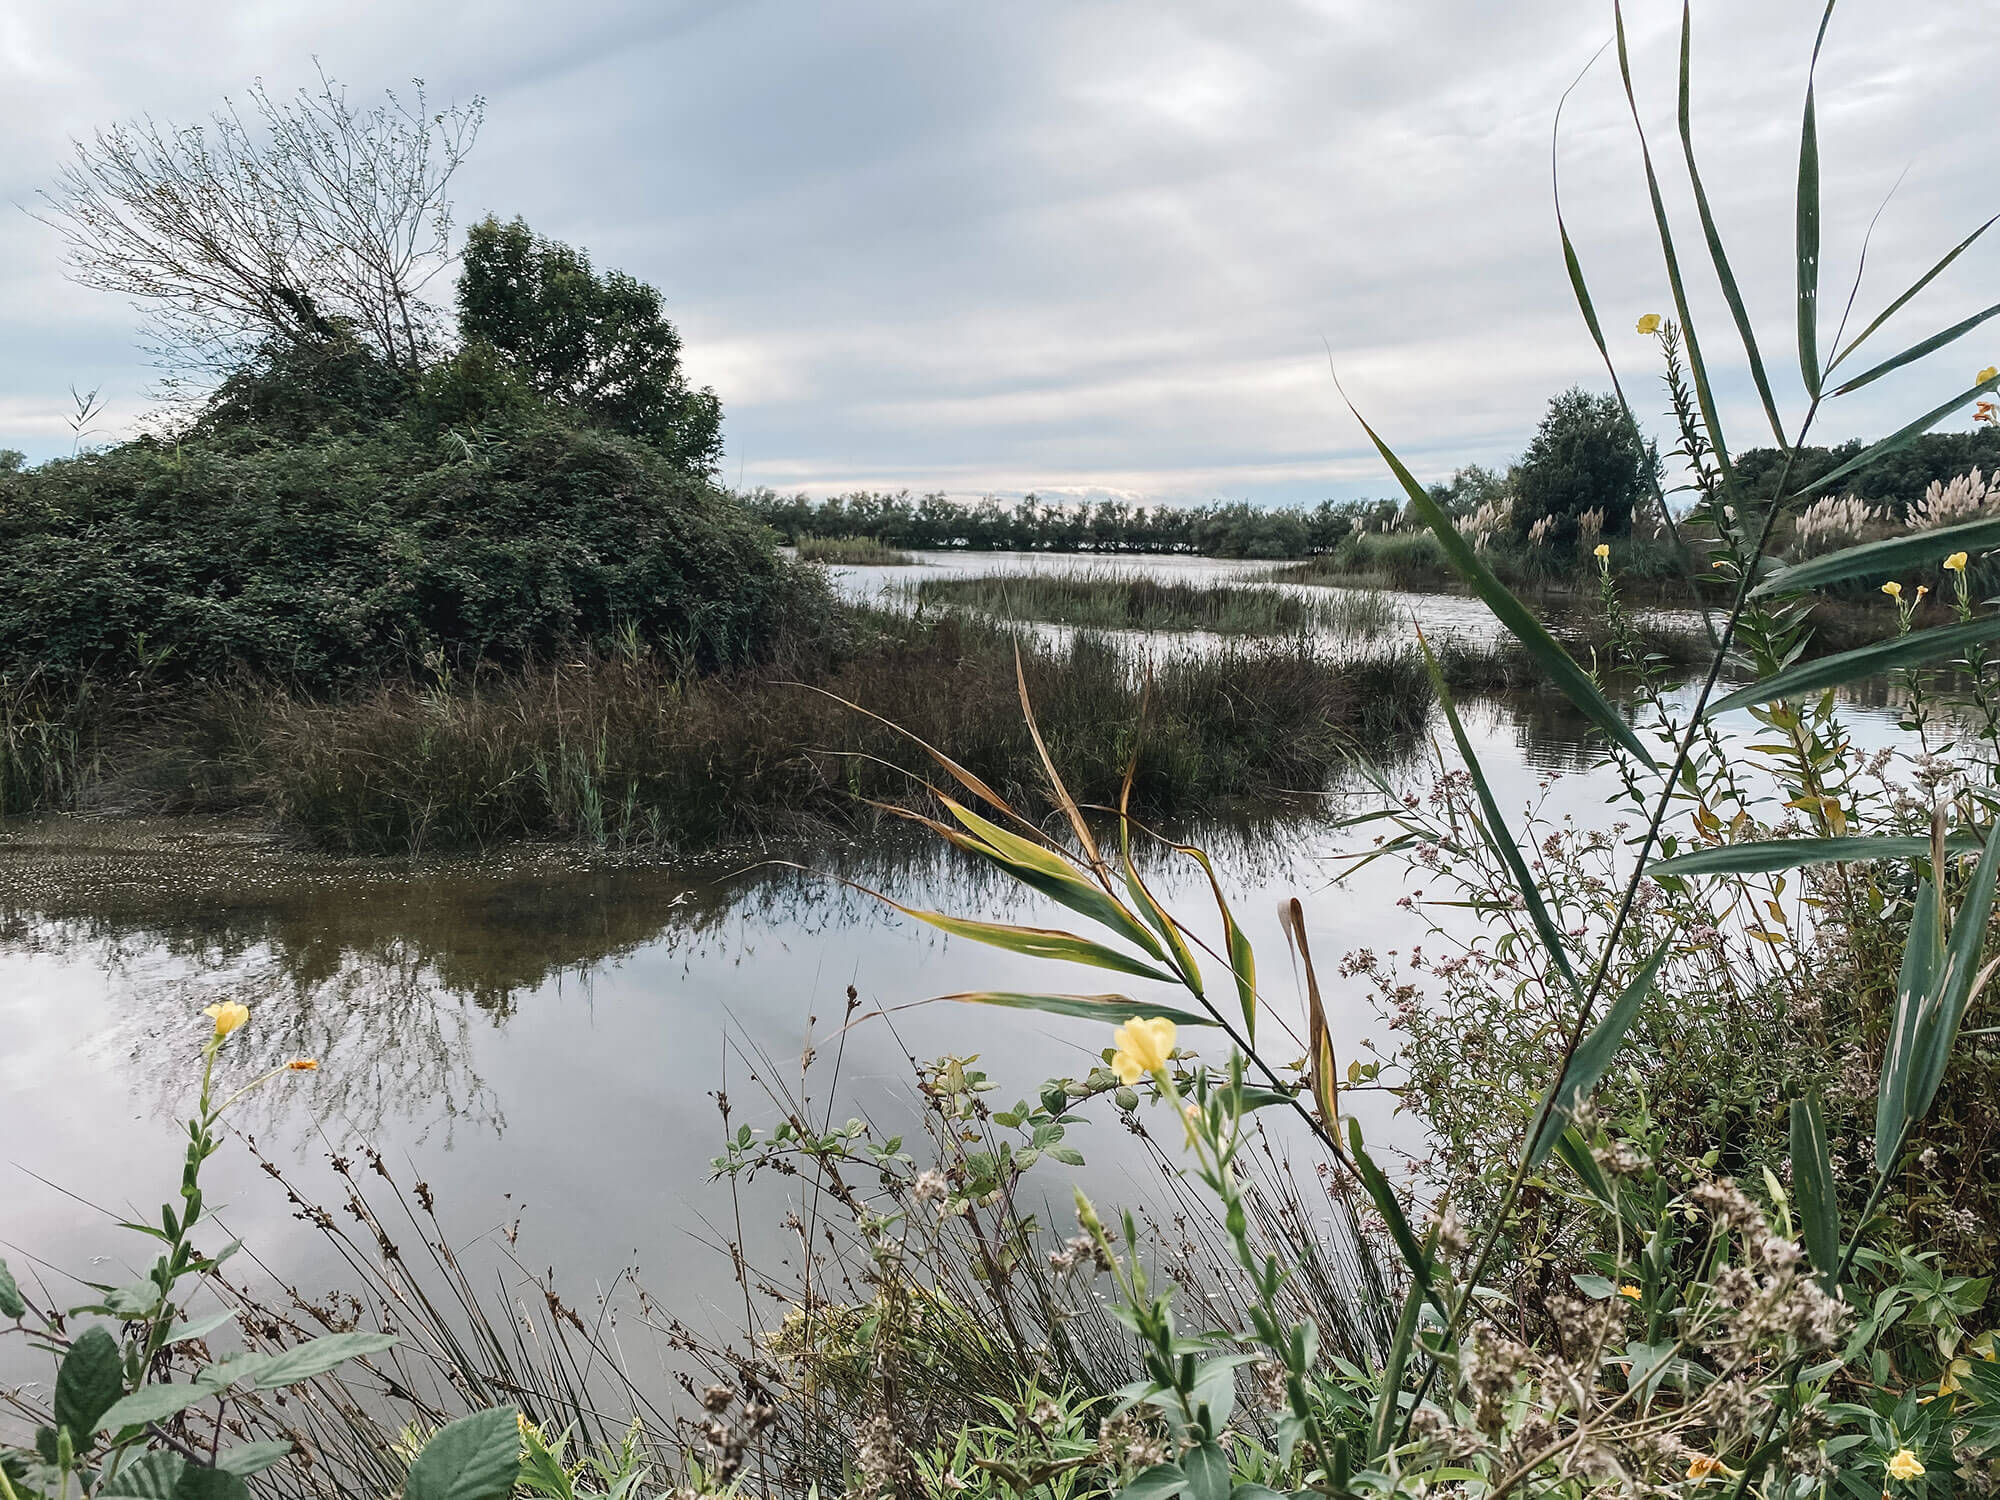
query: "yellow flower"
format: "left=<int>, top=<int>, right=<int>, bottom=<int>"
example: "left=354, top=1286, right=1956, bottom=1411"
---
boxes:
left=1881, top=580, right=1903, bottom=599
left=1636, top=313, right=1663, bottom=335
left=286, top=1058, right=319, bottom=1071
left=1111, top=1016, right=1177, bottom=1084
left=1686, top=1456, right=1724, bottom=1481
left=1618, top=1284, right=1643, bottom=1300
left=1885, top=1449, right=1924, bottom=1482
left=203, top=1002, right=250, bottom=1039
left=1979, top=366, right=1998, bottom=385
left=1594, top=543, right=1611, bottom=560
left=1946, top=551, right=1969, bottom=572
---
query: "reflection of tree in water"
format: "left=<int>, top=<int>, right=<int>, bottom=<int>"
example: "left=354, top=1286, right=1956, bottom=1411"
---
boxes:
left=0, top=805, right=1363, bottom=1144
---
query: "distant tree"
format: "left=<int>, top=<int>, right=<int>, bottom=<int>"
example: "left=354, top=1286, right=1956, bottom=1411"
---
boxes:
left=1425, top=463, right=1508, bottom=519
left=456, top=216, right=723, bottom=475
left=37, top=69, right=482, bottom=376
left=1510, top=388, right=1653, bottom=547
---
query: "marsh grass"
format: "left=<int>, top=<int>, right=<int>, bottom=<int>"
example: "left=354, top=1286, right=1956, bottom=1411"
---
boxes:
left=794, top=535, right=917, bottom=565
left=911, top=569, right=1394, bottom=638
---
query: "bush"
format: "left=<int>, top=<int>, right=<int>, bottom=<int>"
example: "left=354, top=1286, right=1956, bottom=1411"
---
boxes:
left=1510, top=386, right=1654, bottom=547
left=0, top=345, right=799, bottom=693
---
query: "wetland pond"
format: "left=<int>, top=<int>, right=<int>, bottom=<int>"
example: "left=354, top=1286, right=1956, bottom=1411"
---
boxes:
left=0, top=554, right=1915, bottom=1396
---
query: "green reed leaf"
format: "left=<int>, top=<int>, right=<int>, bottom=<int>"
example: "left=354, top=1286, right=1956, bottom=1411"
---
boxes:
left=1347, top=1117, right=1443, bottom=1315
left=1419, top=635, right=1579, bottom=992
left=1796, top=1, right=1835, bottom=397
left=1651, top=834, right=1981, bottom=878
left=1791, top=374, right=2000, bottom=501
left=1341, top=397, right=1657, bottom=768
left=932, top=991, right=1212, bottom=1029
left=1754, top=511, right=2000, bottom=596
left=0, top=1256, right=23, bottom=1319
left=1708, top=616, right=2000, bottom=717
left=1829, top=303, right=2000, bottom=396
left=1677, top=2, right=1785, bottom=446
left=1789, top=1094, right=1839, bottom=1285
left=1876, top=876, right=1944, bottom=1175
left=890, top=902, right=1180, bottom=983
left=1370, top=1272, right=1427, bottom=1460
left=1526, top=942, right=1670, bottom=1170
left=1828, top=213, right=2000, bottom=377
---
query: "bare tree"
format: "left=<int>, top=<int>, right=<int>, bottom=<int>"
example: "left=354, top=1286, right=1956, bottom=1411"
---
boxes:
left=36, top=67, right=483, bottom=377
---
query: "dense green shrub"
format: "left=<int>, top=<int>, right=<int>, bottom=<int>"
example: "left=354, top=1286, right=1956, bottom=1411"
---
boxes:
left=0, top=345, right=801, bottom=693
left=1510, top=385, right=1655, bottom=545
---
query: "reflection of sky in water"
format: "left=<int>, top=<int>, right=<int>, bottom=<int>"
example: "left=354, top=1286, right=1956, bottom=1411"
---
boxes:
left=0, top=566, right=1934, bottom=1401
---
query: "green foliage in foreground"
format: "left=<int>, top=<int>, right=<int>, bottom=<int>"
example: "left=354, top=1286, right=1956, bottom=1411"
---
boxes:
left=0, top=337, right=799, bottom=694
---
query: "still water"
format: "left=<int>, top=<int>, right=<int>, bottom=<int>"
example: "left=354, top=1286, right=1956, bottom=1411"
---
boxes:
left=0, top=559, right=1911, bottom=1401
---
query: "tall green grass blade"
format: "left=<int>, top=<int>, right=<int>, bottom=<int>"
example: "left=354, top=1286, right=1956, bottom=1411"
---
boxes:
left=1789, top=1094, right=1839, bottom=1285
left=1754, top=511, right=2000, bottom=596
left=1829, top=304, right=2000, bottom=396
left=1346, top=1118, right=1443, bottom=1316
left=1876, top=877, right=1943, bottom=1172
left=1796, top=1, right=1836, bottom=397
left=1419, top=635, right=1579, bottom=992
left=1794, top=375, right=2000, bottom=500
left=1827, top=213, right=2000, bottom=376
left=932, top=991, right=1212, bottom=1029
left=1651, top=834, right=1980, bottom=877
left=1175, top=840, right=1256, bottom=1042
left=1120, top=828, right=1206, bottom=1002
left=1369, top=1268, right=1427, bottom=1460
left=1616, top=0, right=1730, bottom=473
left=1526, top=943, right=1670, bottom=1169
left=1339, top=392, right=1657, bottom=768
left=857, top=883, right=1180, bottom=983
left=1708, top=616, right=2000, bottom=717
left=1283, top=899, right=1338, bottom=1134
left=1676, top=2, right=1785, bottom=447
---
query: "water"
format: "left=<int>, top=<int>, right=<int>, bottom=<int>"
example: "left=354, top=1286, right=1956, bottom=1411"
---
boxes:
left=0, top=562, right=1916, bottom=1408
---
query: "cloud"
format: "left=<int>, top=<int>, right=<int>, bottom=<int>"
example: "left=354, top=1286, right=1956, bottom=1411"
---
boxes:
left=2, top=1, right=1995, bottom=501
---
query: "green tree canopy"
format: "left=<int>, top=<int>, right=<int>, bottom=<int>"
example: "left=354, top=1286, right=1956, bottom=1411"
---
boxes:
left=456, top=216, right=723, bottom=475
left=1510, top=387, right=1653, bottom=547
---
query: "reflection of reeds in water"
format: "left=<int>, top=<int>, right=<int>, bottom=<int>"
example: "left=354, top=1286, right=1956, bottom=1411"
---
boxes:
left=909, top=568, right=1395, bottom=639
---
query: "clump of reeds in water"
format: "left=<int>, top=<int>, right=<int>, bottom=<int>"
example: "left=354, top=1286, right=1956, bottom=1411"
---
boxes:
left=794, top=534, right=917, bottom=565
left=910, top=567, right=1394, bottom=638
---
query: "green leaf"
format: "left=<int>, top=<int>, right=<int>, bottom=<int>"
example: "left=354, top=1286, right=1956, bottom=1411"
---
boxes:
left=56, top=1326, right=125, bottom=1444
left=1526, top=944, right=1670, bottom=1169
left=213, top=1443, right=291, bottom=1478
left=245, top=1331, right=397, bottom=1390
left=1790, top=1094, right=1839, bottom=1286
left=163, top=1310, right=238, bottom=1346
left=1419, top=636, right=1577, bottom=992
left=99, top=1383, right=226, bottom=1433
left=1708, top=616, right=2000, bottom=718
left=1172, top=840, right=1257, bottom=1043
left=932, top=991, right=1212, bottom=1029
left=1347, top=1118, right=1442, bottom=1316
left=1827, top=212, right=2000, bottom=376
left=1117, top=1463, right=1189, bottom=1500
left=1792, top=374, right=2000, bottom=501
left=170, top=1466, right=249, bottom=1500
left=1334, top=387, right=1658, bottom=770
left=1753, top=512, right=2000, bottom=596
left=0, top=1256, right=23, bottom=1319
left=872, top=890, right=1178, bottom=985
left=1573, top=1273, right=1618, bottom=1299
left=405, top=1407, right=525, bottom=1500
left=1829, top=303, right=2000, bottom=396
left=99, top=1452, right=187, bottom=1500
left=1796, top=1, right=1836, bottom=397
left=1180, top=1443, right=1230, bottom=1500
left=1651, top=834, right=1981, bottom=878
left=1675, top=2, right=1784, bottom=445
left=1877, top=878, right=1944, bottom=1173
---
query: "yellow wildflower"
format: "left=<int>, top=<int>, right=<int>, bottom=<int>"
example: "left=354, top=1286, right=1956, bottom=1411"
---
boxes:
left=1946, top=551, right=1969, bottom=572
left=203, top=1002, right=250, bottom=1039
left=1636, top=313, right=1663, bottom=335
left=1594, top=543, right=1611, bottom=560
left=1979, top=366, right=1998, bottom=385
left=1686, top=1456, right=1724, bottom=1481
left=1881, top=580, right=1903, bottom=599
left=1916, top=585, right=1930, bottom=599
left=1885, top=1449, right=1925, bottom=1482
left=1618, top=1284, right=1643, bottom=1300
left=286, top=1058, right=319, bottom=1071
left=1111, top=1016, right=1177, bottom=1084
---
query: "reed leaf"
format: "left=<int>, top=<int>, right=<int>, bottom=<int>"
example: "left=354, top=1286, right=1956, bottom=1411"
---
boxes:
left=1650, top=834, right=1980, bottom=878
left=1346, top=1118, right=1442, bottom=1315
left=1708, top=616, right=2000, bottom=717
left=1796, top=1, right=1836, bottom=397
left=1526, top=943, right=1671, bottom=1169
left=1791, top=374, right=2000, bottom=500
left=1753, top=512, right=2000, bottom=596
left=855, top=883, right=1180, bottom=984
left=1175, top=839, right=1256, bottom=1042
left=1828, top=304, right=2000, bottom=397
left=1827, top=212, right=2000, bottom=377
left=1283, top=899, right=1337, bottom=1134
left=1789, top=1093, right=1839, bottom=1286
left=1335, top=387, right=1658, bottom=769
left=931, top=991, right=1213, bottom=1029
left=1419, top=634, right=1579, bottom=992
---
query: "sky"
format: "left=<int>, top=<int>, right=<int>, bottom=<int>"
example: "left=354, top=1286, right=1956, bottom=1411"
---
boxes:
left=1, top=1, right=1994, bottom=506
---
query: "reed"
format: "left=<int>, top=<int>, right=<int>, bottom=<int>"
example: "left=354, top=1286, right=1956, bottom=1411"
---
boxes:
left=795, top=534, right=917, bottom=565
left=911, top=569, right=1393, bottom=638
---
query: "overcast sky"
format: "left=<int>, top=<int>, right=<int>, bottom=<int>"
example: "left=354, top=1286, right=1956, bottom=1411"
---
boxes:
left=2, top=2, right=1994, bottom=504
